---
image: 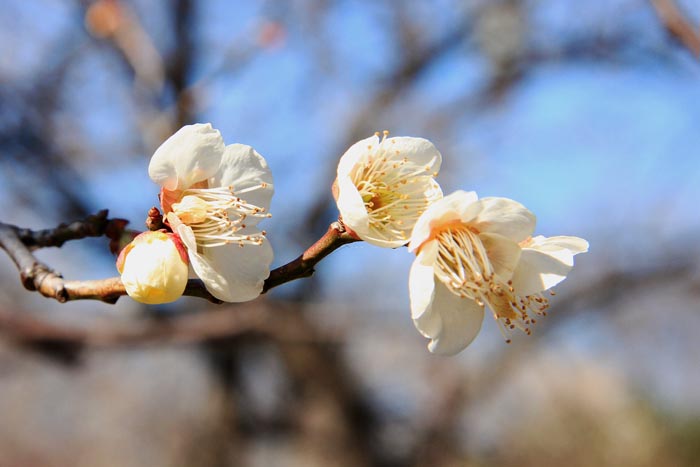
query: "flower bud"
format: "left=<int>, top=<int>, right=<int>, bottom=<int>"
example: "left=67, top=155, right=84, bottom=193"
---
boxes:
left=116, top=231, right=189, bottom=304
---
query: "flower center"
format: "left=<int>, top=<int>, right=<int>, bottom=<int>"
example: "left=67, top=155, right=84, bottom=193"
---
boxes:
left=433, top=224, right=549, bottom=342
left=170, top=184, right=270, bottom=248
left=351, top=131, right=440, bottom=242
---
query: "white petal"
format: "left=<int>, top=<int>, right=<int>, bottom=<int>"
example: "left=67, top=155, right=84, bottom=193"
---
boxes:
left=336, top=135, right=379, bottom=178
left=510, top=250, right=571, bottom=296
left=409, top=241, right=438, bottom=323
left=421, top=281, right=485, bottom=355
left=176, top=223, right=218, bottom=283
left=362, top=234, right=409, bottom=249
left=409, top=240, right=484, bottom=355
left=336, top=175, right=371, bottom=238
left=149, top=123, right=225, bottom=190
left=525, top=235, right=589, bottom=256
left=210, top=143, right=274, bottom=213
left=177, top=222, right=269, bottom=302
left=510, top=236, right=587, bottom=296
left=176, top=223, right=197, bottom=251
left=479, top=232, right=521, bottom=281
left=384, top=136, right=442, bottom=173
left=200, top=232, right=274, bottom=302
left=408, top=190, right=479, bottom=252
left=464, top=197, right=536, bottom=242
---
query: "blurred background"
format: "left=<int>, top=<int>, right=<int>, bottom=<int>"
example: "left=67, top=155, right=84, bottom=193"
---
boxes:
left=1, top=0, right=700, bottom=466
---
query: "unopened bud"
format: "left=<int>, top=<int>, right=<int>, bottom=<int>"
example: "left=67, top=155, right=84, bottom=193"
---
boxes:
left=116, top=231, right=189, bottom=304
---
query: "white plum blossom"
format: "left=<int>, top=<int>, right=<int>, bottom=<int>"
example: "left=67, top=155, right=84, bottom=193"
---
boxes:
left=408, top=190, right=588, bottom=355
left=149, top=123, right=274, bottom=302
left=117, top=231, right=189, bottom=304
left=334, top=131, right=442, bottom=248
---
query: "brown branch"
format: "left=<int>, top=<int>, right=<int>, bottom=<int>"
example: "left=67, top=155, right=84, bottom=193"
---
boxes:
left=262, top=222, right=358, bottom=293
left=0, top=211, right=130, bottom=304
left=13, top=209, right=114, bottom=249
left=0, top=213, right=358, bottom=304
left=650, top=0, right=700, bottom=57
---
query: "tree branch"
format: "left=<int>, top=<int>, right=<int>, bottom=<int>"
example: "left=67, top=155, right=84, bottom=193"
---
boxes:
left=0, top=211, right=129, bottom=303
left=0, top=303, right=271, bottom=350
left=650, top=0, right=700, bottom=57
left=0, top=213, right=358, bottom=304
left=262, top=222, right=358, bottom=293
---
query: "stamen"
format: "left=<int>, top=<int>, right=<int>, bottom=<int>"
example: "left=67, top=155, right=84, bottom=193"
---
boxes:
left=433, top=224, right=550, bottom=342
left=350, top=131, right=440, bottom=241
left=171, top=185, right=269, bottom=249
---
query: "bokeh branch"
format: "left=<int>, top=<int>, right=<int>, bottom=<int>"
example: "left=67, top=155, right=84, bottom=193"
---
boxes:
left=650, top=0, right=700, bottom=57
left=0, top=302, right=275, bottom=350
left=0, top=212, right=357, bottom=304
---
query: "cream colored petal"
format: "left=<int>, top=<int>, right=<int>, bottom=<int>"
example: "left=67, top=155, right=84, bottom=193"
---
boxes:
left=149, top=123, right=225, bottom=190
left=363, top=232, right=410, bottom=249
left=409, top=241, right=438, bottom=322
left=465, top=197, right=536, bottom=242
left=479, top=232, right=522, bottom=281
left=336, top=175, right=371, bottom=238
left=510, top=249, right=571, bottom=296
left=176, top=223, right=197, bottom=251
left=336, top=135, right=379, bottom=179
left=201, top=232, right=274, bottom=302
left=511, top=235, right=588, bottom=296
left=210, top=143, right=274, bottom=214
left=176, top=223, right=221, bottom=286
left=526, top=235, right=589, bottom=257
left=408, top=190, right=479, bottom=252
left=410, top=240, right=484, bottom=355
left=385, top=136, right=442, bottom=173
left=423, top=281, right=485, bottom=355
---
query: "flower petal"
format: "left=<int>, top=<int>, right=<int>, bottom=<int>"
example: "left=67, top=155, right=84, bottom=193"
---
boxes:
left=511, top=236, right=588, bottom=296
left=409, top=240, right=438, bottom=324
left=465, top=197, right=536, bottom=242
left=200, top=231, right=274, bottom=302
left=336, top=175, right=371, bottom=238
left=409, top=240, right=484, bottom=355
left=149, top=123, right=225, bottom=190
left=384, top=136, right=442, bottom=173
left=524, top=235, right=589, bottom=256
left=421, top=281, right=485, bottom=355
left=210, top=143, right=274, bottom=214
left=336, top=135, right=379, bottom=178
left=408, top=190, right=479, bottom=252
left=479, top=232, right=522, bottom=281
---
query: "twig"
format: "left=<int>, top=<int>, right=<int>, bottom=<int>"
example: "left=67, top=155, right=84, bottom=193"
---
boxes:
left=0, top=212, right=358, bottom=304
left=262, top=222, right=358, bottom=293
left=0, top=211, right=129, bottom=304
left=650, top=0, right=700, bottom=57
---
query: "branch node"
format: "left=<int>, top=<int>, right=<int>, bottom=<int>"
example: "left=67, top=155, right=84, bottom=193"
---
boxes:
left=20, top=267, right=37, bottom=291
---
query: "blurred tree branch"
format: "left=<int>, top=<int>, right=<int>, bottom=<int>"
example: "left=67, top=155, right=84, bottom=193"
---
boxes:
left=650, top=0, right=700, bottom=57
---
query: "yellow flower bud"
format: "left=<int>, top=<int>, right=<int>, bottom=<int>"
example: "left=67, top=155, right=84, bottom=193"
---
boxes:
left=116, top=231, right=189, bottom=304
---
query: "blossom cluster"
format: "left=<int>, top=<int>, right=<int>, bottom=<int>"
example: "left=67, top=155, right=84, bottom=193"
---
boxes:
left=118, top=124, right=587, bottom=355
left=118, top=124, right=273, bottom=304
left=334, top=131, right=587, bottom=354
